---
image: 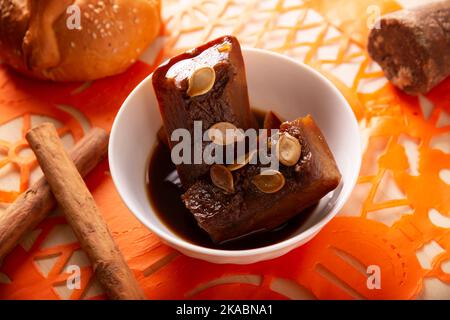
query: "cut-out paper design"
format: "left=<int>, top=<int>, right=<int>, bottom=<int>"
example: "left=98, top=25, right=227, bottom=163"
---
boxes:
left=0, top=0, right=448, bottom=299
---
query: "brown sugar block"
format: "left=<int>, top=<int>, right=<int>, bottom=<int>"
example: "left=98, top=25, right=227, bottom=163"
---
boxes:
left=368, top=0, right=450, bottom=95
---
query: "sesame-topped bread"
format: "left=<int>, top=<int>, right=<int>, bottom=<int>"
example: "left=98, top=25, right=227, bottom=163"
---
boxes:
left=0, top=0, right=161, bottom=81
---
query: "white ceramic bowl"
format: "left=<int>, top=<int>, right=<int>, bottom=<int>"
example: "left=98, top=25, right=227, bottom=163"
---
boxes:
left=109, top=48, right=361, bottom=264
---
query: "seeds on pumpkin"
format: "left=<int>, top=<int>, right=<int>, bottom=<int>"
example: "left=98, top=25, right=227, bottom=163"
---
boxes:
left=208, top=122, right=244, bottom=145
left=210, top=164, right=235, bottom=194
left=276, top=132, right=301, bottom=167
left=228, top=149, right=257, bottom=171
left=187, top=66, right=216, bottom=97
left=252, top=170, right=285, bottom=194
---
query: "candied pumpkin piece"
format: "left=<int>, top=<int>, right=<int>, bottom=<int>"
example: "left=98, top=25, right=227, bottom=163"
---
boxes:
left=152, top=35, right=257, bottom=188
left=182, top=115, right=342, bottom=243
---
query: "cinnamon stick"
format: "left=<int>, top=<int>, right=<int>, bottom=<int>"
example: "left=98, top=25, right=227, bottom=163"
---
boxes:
left=0, top=128, right=109, bottom=261
left=26, top=123, right=145, bottom=300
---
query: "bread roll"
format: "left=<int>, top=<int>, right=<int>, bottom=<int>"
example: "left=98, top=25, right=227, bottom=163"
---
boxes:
left=0, top=0, right=161, bottom=82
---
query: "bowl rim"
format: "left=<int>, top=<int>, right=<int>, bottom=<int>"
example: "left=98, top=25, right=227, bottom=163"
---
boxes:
left=109, top=47, right=361, bottom=258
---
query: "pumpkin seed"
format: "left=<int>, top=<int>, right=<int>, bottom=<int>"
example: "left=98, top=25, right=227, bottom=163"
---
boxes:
left=210, top=164, right=235, bottom=194
left=187, top=66, right=216, bottom=97
left=208, top=122, right=244, bottom=145
left=276, top=132, right=301, bottom=167
left=228, top=149, right=257, bottom=171
left=252, top=170, right=285, bottom=194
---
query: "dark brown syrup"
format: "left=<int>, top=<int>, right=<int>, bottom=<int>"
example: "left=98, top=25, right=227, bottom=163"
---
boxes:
left=146, top=110, right=315, bottom=250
